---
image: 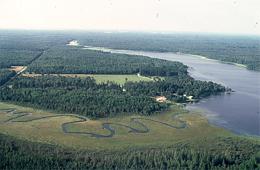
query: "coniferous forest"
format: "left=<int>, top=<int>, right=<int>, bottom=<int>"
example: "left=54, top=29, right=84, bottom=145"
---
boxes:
left=0, top=134, right=259, bottom=169
left=27, top=47, right=188, bottom=76
left=0, top=69, right=15, bottom=86
left=0, top=74, right=225, bottom=118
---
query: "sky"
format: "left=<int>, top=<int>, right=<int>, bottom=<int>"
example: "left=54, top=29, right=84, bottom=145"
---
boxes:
left=0, top=0, right=259, bottom=35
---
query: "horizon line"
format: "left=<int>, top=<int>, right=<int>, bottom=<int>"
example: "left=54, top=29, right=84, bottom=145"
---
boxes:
left=0, top=28, right=259, bottom=37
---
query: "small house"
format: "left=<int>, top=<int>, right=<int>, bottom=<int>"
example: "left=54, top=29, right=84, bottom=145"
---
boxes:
left=155, top=96, right=167, bottom=103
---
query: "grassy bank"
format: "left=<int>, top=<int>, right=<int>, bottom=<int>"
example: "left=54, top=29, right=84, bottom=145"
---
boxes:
left=0, top=102, right=235, bottom=150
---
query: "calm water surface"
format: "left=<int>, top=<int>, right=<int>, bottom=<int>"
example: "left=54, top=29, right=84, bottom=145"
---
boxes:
left=84, top=46, right=260, bottom=136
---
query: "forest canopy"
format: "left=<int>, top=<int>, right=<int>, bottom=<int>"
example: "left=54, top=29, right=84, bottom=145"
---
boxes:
left=27, top=47, right=188, bottom=76
left=0, top=75, right=225, bottom=118
left=0, top=134, right=259, bottom=170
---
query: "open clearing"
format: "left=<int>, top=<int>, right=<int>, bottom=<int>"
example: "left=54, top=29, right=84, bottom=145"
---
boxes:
left=22, top=73, right=155, bottom=85
left=0, top=102, right=235, bottom=150
left=9, top=66, right=27, bottom=73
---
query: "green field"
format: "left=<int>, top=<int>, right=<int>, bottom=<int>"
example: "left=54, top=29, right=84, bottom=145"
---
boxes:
left=22, top=73, right=155, bottom=85
left=0, top=102, right=236, bottom=150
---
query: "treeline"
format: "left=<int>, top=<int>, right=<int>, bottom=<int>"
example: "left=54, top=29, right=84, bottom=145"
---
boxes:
left=0, top=76, right=168, bottom=118
left=125, top=76, right=226, bottom=102
left=0, top=133, right=259, bottom=169
left=27, top=47, right=188, bottom=76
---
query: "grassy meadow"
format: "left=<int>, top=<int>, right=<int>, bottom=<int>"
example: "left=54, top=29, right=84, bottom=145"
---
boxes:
left=0, top=102, right=237, bottom=151
left=22, top=73, right=155, bottom=85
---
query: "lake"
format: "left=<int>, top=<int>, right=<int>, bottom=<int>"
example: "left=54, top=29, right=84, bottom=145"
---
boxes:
left=84, top=46, right=260, bottom=136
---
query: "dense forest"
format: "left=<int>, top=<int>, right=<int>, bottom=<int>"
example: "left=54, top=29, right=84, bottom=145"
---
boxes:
left=0, top=134, right=259, bottom=169
left=0, top=30, right=69, bottom=51
left=125, top=76, right=226, bottom=102
left=0, top=69, right=16, bottom=86
left=0, top=49, right=41, bottom=68
left=1, top=31, right=258, bottom=71
left=0, top=32, right=50, bottom=87
left=0, top=75, right=225, bottom=118
left=27, top=47, right=187, bottom=76
left=73, top=32, right=260, bottom=71
left=0, top=76, right=168, bottom=118
left=0, top=48, right=43, bottom=88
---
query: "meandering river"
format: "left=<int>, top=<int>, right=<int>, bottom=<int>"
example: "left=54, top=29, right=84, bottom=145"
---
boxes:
left=84, top=46, right=260, bottom=136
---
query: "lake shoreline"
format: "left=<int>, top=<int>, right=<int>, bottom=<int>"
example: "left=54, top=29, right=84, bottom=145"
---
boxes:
left=81, top=45, right=260, bottom=136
